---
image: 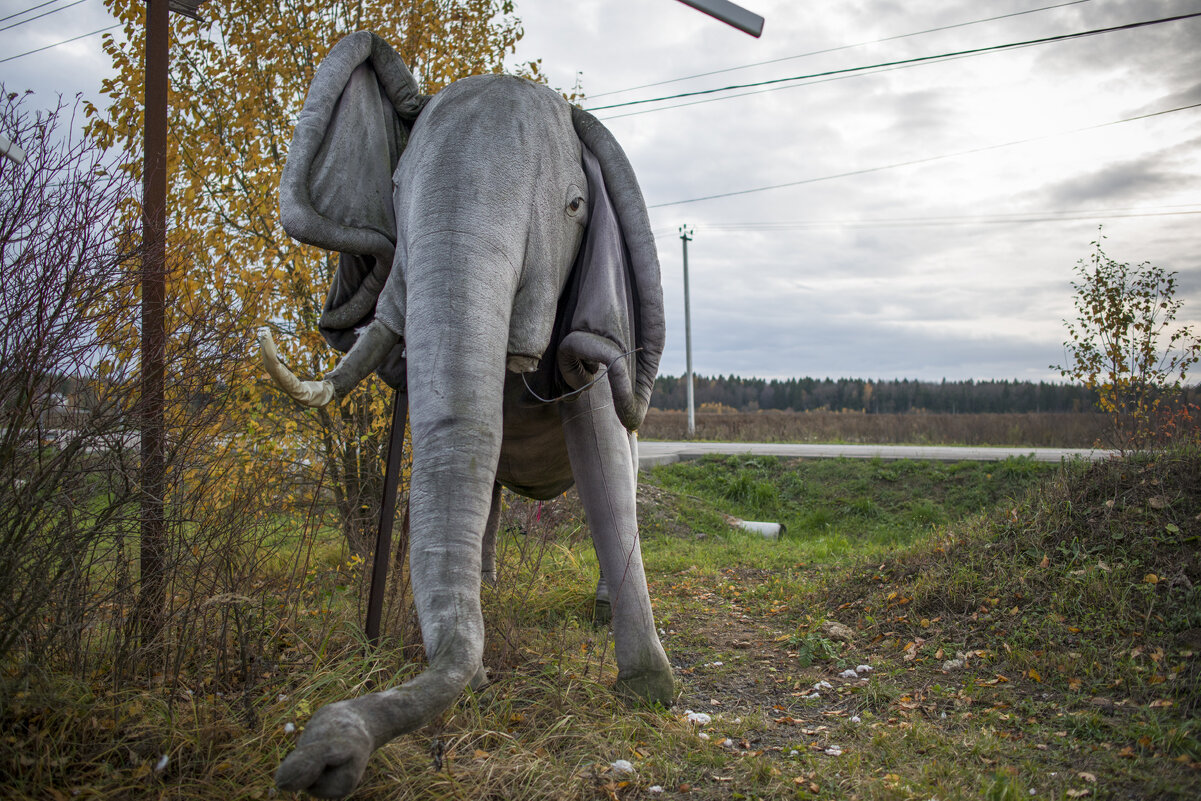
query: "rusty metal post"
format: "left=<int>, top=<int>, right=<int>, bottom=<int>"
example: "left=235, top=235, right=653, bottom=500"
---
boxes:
left=365, top=389, right=408, bottom=644
left=138, top=0, right=169, bottom=644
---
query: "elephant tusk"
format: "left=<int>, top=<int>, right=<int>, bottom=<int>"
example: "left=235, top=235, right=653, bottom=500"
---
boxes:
left=257, top=327, right=335, bottom=408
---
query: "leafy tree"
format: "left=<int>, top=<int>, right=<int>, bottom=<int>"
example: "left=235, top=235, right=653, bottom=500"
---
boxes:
left=86, top=1, right=532, bottom=553
left=1054, top=234, right=1200, bottom=451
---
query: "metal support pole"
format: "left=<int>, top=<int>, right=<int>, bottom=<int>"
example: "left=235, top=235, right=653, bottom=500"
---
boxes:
left=675, top=0, right=765, bottom=37
left=365, top=389, right=408, bottom=645
left=138, top=0, right=169, bottom=644
left=680, top=225, right=695, bottom=438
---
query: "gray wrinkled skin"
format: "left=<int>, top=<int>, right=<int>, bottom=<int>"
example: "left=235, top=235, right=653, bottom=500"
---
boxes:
left=269, top=33, right=672, bottom=799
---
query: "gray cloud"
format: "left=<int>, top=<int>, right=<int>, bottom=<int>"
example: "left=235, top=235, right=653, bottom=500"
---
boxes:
left=7, top=0, right=1197, bottom=383
left=1043, top=152, right=1195, bottom=206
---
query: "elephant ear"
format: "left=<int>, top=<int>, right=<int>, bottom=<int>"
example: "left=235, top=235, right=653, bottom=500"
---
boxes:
left=557, top=108, right=666, bottom=432
left=279, top=31, right=427, bottom=388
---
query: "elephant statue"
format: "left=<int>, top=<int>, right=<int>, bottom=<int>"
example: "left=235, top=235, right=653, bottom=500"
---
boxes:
left=260, top=31, right=674, bottom=798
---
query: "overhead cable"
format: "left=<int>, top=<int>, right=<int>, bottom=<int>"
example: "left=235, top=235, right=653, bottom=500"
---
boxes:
left=0, top=23, right=119, bottom=64
left=647, top=102, right=1201, bottom=208
left=702, top=208, right=1201, bottom=231
left=590, top=0, right=1095, bottom=100
left=0, top=0, right=87, bottom=33
left=586, top=12, right=1201, bottom=113
left=0, top=0, right=62, bottom=24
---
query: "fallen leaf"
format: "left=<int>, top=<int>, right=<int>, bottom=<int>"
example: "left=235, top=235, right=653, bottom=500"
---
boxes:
left=1078, top=772, right=1096, bottom=783
left=1040, top=554, right=1050, bottom=568
left=1144, top=573, right=1159, bottom=585
left=1066, top=790, right=1090, bottom=798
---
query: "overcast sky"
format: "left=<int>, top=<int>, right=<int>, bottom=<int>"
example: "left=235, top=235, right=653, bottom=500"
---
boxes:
left=4, top=0, right=1200, bottom=382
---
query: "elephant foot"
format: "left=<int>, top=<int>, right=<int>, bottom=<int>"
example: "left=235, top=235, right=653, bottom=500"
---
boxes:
left=615, top=663, right=675, bottom=707
left=275, top=699, right=374, bottom=799
left=592, top=598, right=611, bottom=626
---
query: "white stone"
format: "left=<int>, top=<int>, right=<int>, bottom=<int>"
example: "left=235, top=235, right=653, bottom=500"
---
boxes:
left=821, top=621, right=854, bottom=641
left=824, top=746, right=842, bottom=756
left=283, top=722, right=296, bottom=734
left=685, top=710, right=712, bottom=725
left=855, top=664, right=873, bottom=674
left=838, top=669, right=859, bottom=679
left=610, top=759, right=635, bottom=774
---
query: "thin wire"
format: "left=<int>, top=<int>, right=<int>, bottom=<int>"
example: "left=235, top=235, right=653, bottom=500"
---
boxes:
left=647, top=103, right=1201, bottom=209
left=0, top=0, right=86, bottom=33
left=650, top=206, right=1201, bottom=237
left=0, top=0, right=61, bottom=24
left=693, top=210, right=1201, bottom=233
left=0, top=23, right=119, bottom=64
left=597, top=48, right=1003, bottom=121
left=589, top=0, right=1095, bottom=100
left=585, top=12, right=1201, bottom=113
left=521, top=349, right=641, bottom=404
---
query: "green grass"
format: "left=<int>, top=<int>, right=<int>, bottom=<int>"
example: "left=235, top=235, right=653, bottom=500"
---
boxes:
left=2, top=452, right=1197, bottom=799
left=641, top=455, right=1058, bottom=570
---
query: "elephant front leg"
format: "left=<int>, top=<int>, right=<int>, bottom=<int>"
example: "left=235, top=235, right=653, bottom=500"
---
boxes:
left=561, top=378, right=674, bottom=706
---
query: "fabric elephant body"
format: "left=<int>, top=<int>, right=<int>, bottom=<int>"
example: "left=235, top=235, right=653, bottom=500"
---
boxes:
left=262, top=32, right=673, bottom=799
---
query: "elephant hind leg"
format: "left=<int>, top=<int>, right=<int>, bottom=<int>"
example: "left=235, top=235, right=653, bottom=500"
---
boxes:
left=481, top=482, right=502, bottom=587
left=593, top=568, right=611, bottom=625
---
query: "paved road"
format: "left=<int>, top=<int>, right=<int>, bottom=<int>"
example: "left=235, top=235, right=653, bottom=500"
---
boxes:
left=636, top=440, right=1114, bottom=470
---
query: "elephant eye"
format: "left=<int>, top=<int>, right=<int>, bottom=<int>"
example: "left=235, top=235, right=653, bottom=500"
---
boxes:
left=565, top=184, right=586, bottom=219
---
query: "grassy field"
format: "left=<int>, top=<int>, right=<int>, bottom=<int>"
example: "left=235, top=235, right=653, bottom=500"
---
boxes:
left=2, top=453, right=1197, bottom=799
left=640, top=410, right=1109, bottom=449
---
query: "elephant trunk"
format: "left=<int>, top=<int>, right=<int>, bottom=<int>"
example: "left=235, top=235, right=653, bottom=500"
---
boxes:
left=356, top=237, right=515, bottom=731
left=277, top=237, right=516, bottom=801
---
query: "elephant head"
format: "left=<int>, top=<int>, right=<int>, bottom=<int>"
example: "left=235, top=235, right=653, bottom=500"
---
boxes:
left=262, top=32, right=668, bottom=798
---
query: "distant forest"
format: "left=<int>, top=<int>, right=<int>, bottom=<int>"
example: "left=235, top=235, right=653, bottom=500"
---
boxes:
left=651, top=375, right=1106, bottom=414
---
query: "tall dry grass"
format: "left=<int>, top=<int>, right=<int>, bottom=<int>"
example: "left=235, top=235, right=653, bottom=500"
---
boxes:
left=640, top=409, right=1109, bottom=448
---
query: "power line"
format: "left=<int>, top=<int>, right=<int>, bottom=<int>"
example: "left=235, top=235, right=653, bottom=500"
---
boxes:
left=695, top=207, right=1201, bottom=232
left=586, top=12, right=1201, bottom=113
left=0, top=0, right=87, bottom=33
left=649, top=206, right=1201, bottom=238
left=590, top=0, right=1095, bottom=100
left=0, top=23, right=119, bottom=64
left=647, top=102, right=1201, bottom=209
left=0, top=0, right=61, bottom=24
left=598, top=47, right=1003, bottom=121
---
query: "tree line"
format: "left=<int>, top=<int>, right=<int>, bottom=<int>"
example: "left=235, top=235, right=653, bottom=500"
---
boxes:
left=651, top=375, right=1109, bottom=414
